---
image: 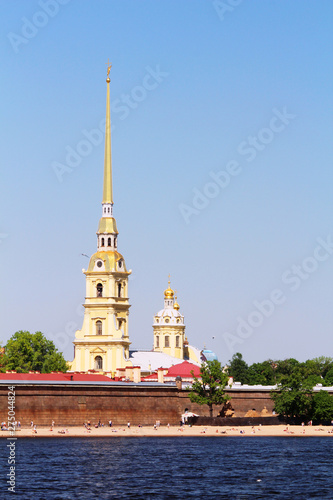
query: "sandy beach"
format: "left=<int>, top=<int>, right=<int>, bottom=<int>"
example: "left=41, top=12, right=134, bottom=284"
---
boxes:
left=2, top=424, right=333, bottom=438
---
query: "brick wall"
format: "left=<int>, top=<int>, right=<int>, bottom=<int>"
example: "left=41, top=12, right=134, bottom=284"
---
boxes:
left=0, top=383, right=298, bottom=427
left=0, top=384, right=181, bottom=427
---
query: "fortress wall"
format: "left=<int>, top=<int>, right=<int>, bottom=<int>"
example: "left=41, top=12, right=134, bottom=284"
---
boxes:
left=0, top=384, right=181, bottom=427
left=2, top=383, right=324, bottom=426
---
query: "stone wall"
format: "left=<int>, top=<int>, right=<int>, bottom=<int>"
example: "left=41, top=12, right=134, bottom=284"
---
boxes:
left=0, top=384, right=181, bottom=427
left=0, top=383, right=301, bottom=427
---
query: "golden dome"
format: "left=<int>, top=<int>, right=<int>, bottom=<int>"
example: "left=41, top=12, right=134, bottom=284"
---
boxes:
left=174, top=293, right=180, bottom=310
left=164, top=286, right=174, bottom=299
left=164, top=276, right=174, bottom=299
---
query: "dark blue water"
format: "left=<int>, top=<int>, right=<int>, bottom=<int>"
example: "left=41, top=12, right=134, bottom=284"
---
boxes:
left=0, top=437, right=332, bottom=499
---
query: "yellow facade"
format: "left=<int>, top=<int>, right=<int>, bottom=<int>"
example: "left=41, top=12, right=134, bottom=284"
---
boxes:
left=70, top=67, right=132, bottom=375
left=153, top=283, right=186, bottom=360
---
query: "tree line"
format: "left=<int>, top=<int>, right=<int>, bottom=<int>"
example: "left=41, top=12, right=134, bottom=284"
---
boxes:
left=227, top=352, right=333, bottom=387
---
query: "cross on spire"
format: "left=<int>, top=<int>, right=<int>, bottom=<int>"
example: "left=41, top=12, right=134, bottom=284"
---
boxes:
left=106, top=58, right=112, bottom=77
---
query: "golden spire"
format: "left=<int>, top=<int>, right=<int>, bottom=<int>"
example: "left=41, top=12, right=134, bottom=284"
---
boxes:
left=102, top=59, right=113, bottom=205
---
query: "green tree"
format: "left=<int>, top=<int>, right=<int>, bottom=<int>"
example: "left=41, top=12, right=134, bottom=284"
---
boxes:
left=2, top=331, right=68, bottom=373
left=324, top=367, right=333, bottom=386
left=275, top=358, right=300, bottom=384
left=189, top=360, right=230, bottom=417
left=311, top=391, right=333, bottom=423
left=271, top=371, right=313, bottom=420
left=303, top=374, right=322, bottom=387
left=227, top=352, right=249, bottom=384
left=247, top=361, right=276, bottom=385
left=310, top=357, right=333, bottom=378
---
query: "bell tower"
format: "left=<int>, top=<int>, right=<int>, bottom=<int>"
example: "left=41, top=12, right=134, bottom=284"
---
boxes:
left=153, top=278, right=186, bottom=359
left=70, top=63, right=132, bottom=375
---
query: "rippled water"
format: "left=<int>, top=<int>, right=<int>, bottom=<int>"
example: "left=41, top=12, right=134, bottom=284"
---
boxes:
left=1, top=437, right=332, bottom=499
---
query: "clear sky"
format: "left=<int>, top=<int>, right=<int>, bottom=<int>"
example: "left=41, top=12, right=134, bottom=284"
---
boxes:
left=1, top=0, right=332, bottom=366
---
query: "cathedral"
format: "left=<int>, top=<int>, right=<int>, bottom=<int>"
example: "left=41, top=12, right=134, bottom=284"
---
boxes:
left=69, top=66, right=216, bottom=376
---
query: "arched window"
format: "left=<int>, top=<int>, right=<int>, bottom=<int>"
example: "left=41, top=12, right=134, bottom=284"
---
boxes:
left=94, top=356, right=103, bottom=370
left=108, top=207, right=110, bottom=213
left=176, top=336, right=180, bottom=348
left=96, top=320, right=102, bottom=335
left=117, top=283, right=122, bottom=297
left=101, top=237, right=105, bottom=247
left=108, top=237, right=111, bottom=247
left=156, top=336, right=159, bottom=348
left=165, top=336, right=169, bottom=348
left=97, top=283, right=103, bottom=297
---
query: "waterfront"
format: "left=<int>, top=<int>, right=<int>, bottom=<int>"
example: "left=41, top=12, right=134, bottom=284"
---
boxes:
left=0, top=437, right=332, bottom=499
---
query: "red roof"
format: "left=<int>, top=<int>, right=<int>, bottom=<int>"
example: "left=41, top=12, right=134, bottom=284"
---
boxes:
left=166, top=361, right=201, bottom=378
left=141, top=361, right=201, bottom=381
left=0, top=372, right=112, bottom=382
left=142, top=373, right=158, bottom=380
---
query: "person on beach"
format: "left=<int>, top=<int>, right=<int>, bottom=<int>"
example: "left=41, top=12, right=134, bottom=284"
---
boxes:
left=127, top=422, right=130, bottom=428
left=109, top=420, right=112, bottom=427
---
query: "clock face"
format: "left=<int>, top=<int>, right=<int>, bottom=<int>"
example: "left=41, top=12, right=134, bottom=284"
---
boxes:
left=97, top=261, right=103, bottom=268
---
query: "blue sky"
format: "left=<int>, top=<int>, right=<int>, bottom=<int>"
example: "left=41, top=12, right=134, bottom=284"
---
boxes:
left=1, top=0, right=332, bottom=365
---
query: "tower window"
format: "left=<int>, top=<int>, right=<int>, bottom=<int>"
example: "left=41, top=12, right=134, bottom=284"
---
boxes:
left=117, top=283, right=122, bottom=297
left=94, top=356, right=103, bottom=370
left=108, top=237, right=111, bottom=246
left=96, top=320, right=102, bottom=335
left=165, top=336, right=169, bottom=348
left=97, top=283, right=103, bottom=297
left=156, top=336, right=159, bottom=348
left=108, top=207, right=110, bottom=213
left=101, top=237, right=105, bottom=247
left=176, top=336, right=180, bottom=348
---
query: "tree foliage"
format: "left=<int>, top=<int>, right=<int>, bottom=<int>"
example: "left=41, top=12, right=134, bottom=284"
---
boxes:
left=1, top=331, right=68, bottom=373
left=270, top=371, right=313, bottom=420
left=226, top=353, right=249, bottom=384
left=311, top=391, right=333, bottom=422
left=226, top=354, right=333, bottom=387
left=189, top=360, right=230, bottom=417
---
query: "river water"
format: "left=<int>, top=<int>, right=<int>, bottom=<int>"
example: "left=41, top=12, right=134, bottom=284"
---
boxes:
left=1, top=436, right=332, bottom=499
